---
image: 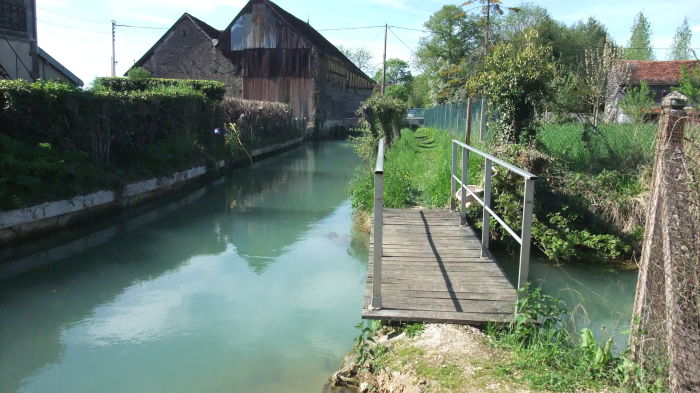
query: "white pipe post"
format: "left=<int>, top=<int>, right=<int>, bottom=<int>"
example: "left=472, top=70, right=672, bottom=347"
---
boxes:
left=460, top=147, right=468, bottom=225
left=450, top=142, right=458, bottom=211
left=371, top=139, right=385, bottom=309
left=517, top=178, right=535, bottom=292
left=481, top=159, right=492, bottom=257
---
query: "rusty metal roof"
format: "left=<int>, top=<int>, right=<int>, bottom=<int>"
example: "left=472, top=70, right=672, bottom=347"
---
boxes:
left=621, top=60, right=699, bottom=86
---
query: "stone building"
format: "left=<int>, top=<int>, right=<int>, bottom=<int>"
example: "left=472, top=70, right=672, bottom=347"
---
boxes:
left=132, top=0, right=374, bottom=132
left=605, top=60, right=698, bottom=123
left=0, top=0, right=83, bottom=85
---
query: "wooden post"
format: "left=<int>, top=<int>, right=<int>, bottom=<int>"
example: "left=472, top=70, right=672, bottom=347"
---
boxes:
left=465, top=98, right=473, bottom=145
left=479, top=98, right=486, bottom=141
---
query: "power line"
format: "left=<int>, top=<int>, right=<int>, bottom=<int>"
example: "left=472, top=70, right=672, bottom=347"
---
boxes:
left=360, top=30, right=384, bottom=49
left=37, top=7, right=106, bottom=24
left=389, top=27, right=413, bottom=52
left=115, top=23, right=168, bottom=30
left=389, top=25, right=429, bottom=33
left=38, top=19, right=110, bottom=34
left=317, top=25, right=384, bottom=31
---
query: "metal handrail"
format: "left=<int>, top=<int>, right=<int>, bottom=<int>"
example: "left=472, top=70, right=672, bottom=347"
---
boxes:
left=370, top=138, right=385, bottom=309
left=450, top=140, right=536, bottom=291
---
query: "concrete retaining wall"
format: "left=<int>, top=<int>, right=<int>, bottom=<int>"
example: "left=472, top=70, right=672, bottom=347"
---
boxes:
left=0, top=137, right=304, bottom=244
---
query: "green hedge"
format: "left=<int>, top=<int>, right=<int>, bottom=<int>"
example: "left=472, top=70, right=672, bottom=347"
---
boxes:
left=94, top=77, right=226, bottom=101
left=0, top=79, right=223, bottom=170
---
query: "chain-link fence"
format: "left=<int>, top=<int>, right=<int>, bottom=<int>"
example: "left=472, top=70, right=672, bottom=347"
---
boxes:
left=423, top=99, right=487, bottom=141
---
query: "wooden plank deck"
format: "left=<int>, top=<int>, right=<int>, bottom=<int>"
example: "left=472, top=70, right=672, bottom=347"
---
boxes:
left=362, top=208, right=517, bottom=325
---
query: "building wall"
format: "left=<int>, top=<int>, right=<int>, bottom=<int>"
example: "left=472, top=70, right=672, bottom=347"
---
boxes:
left=0, top=0, right=37, bottom=80
left=140, top=18, right=242, bottom=97
left=316, top=55, right=372, bottom=125
left=0, top=39, right=31, bottom=79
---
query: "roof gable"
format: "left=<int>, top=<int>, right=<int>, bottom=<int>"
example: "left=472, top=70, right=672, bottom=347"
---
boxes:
left=132, top=13, right=220, bottom=70
left=216, top=0, right=372, bottom=81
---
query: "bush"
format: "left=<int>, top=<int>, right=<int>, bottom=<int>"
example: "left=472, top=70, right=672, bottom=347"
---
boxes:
left=221, top=98, right=301, bottom=160
left=619, top=80, right=654, bottom=123
left=356, top=94, right=407, bottom=146
left=94, top=76, right=226, bottom=101
left=126, top=67, right=151, bottom=80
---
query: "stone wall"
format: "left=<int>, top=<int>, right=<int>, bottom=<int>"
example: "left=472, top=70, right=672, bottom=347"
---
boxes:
left=139, top=18, right=242, bottom=97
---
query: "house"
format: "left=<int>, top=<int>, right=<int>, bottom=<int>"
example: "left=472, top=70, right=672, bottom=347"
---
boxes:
left=0, top=0, right=83, bottom=86
left=132, top=0, right=374, bottom=132
left=604, top=60, right=698, bottom=123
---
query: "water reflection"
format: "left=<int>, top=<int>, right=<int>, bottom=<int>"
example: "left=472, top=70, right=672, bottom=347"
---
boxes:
left=0, top=142, right=368, bottom=393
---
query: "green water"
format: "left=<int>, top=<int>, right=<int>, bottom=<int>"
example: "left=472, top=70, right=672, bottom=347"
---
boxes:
left=0, top=142, right=368, bottom=393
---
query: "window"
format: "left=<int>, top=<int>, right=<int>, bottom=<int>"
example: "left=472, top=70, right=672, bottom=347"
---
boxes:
left=0, top=2, right=27, bottom=32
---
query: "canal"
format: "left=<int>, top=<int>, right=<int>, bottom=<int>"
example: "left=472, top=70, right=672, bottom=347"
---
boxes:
left=0, top=140, right=638, bottom=393
left=0, top=141, right=368, bottom=393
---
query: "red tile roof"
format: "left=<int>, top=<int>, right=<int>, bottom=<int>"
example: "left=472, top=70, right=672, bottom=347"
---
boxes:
left=624, top=60, right=699, bottom=85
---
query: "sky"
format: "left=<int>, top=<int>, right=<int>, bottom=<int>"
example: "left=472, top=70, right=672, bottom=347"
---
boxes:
left=35, top=0, right=700, bottom=85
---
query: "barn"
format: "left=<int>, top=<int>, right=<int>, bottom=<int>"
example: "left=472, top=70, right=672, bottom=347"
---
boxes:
left=132, top=0, right=375, bottom=132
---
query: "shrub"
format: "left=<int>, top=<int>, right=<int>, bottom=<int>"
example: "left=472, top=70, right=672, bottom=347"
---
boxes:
left=619, top=80, right=654, bottom=123
left=467, top=29, right=556, bottom=143
left=356, top=94, right=407, bottom=146
left=94, top=77, right=226, bottom=101
left=221, top=98, right=301, bottom=160
left=126, top=67, right=151, bottom=80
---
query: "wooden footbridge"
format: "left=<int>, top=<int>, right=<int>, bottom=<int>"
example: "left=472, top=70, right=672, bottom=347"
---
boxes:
left=362, top=139, right=537, bottom=324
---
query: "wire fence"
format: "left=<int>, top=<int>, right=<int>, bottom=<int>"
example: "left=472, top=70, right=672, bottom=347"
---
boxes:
left=423, top=99, right=488, bottom=141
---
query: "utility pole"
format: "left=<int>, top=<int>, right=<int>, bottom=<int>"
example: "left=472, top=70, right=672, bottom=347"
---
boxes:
left=381, top=23, right=387, bottom=94
left=111, top=20, right=116, bottom=77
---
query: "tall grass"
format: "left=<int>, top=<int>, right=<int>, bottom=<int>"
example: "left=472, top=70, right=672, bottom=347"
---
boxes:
left=350, top=128, right=483, bottom=214
left=538, top=123, right=656, bottom=174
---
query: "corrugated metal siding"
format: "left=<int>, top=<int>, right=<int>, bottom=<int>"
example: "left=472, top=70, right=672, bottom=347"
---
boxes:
left=230, top=3, right=309, bottom=50
left=242, top=77, right=314, bottom=120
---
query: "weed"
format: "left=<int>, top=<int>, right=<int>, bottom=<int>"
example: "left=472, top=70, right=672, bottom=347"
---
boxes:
left=401, top=322, right=426, bottom=338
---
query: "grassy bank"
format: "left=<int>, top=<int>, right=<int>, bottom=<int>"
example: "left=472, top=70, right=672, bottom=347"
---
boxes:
left=349, top=125, right=654, bottom=264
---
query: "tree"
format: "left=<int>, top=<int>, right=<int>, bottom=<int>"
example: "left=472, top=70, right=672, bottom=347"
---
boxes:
left=373, top=58, right=412, bottom=86
left=625, top=12, right=654, bottom=60
left=338, top=46, right=375, bottom=76
left=668, top=17, right=693, bottom=60
left=415, top=5, right=482, bottom=102
left=467, top=29, right=556, bottom=143
left=675, top=65, right=700, bottom=107
left=619, top=80, right=654, bottom=123
left=408, top=74, right=431, bottom=108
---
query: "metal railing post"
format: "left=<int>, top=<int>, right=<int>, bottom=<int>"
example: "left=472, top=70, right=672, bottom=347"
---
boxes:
left=450, top=142, right=457, bottom=211
left=371, top=139, right=385, bottom=309
left=481, top=159, right=492, bottom=257
left=460, top=147, right=468, bottom=225
left=517, top=178, right=535, bottom=291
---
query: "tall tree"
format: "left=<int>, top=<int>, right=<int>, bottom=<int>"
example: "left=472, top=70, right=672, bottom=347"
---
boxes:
left=668, top=17, right=693, bottom=60
left=625, top=12, right=654, bottom=60
left=415, top=5, right=482, bottom=102
left=373, top=58, right=412, bottom=85
left=338, top=46, right=375, bottom=76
